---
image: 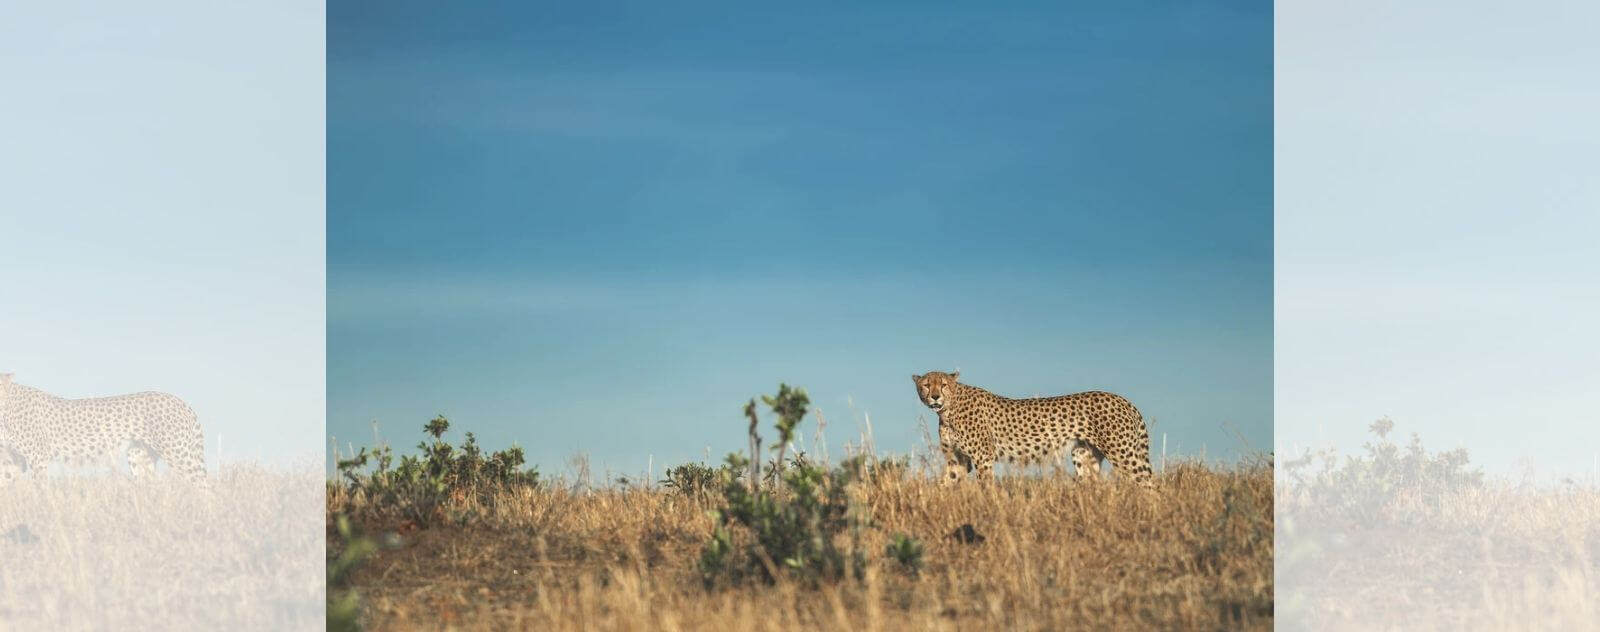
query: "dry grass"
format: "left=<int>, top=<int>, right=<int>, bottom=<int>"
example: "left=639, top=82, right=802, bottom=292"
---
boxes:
left=329, top=460, right=1272, bottom=631
left=0, top=464, right=324, bottom=630
left=1278, top=478, right=1600, bottom=630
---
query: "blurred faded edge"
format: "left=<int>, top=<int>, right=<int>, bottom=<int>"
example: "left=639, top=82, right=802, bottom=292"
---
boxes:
left=0, top=0, right=325, bottom=630
left=1277, top=0, right=1600, bottom=629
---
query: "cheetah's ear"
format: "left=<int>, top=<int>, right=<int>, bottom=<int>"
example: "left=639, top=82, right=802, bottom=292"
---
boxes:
left=0, top=373, right=11, bottom=385
left=911, top=374, right=922, bottom=382
left=951, top=371, right=960, bottom=381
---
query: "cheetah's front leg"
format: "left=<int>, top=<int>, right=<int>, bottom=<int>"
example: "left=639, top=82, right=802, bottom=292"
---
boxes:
left=0, top=454, right=22, bottom=487
left=975, top=459, right=995, bottom=482
left=939, top=433, right=970, bottom=486
left=971, top=444, right=998, bottom=482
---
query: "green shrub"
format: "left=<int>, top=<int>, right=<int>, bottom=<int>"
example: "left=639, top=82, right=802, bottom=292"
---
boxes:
left=1281, top=416, right=1482, bottom=493
left=335, top=416, right=541, bottom=526
left=698, top=384, right=875, bottom=588
left=702, top=454, right=869, bottom=587
left=1280, top=417, right=1484, bottom=525
left=885, top=532, right=924, bottom=575
left=327, top=513, right=377, bottom=632
left=663, top=461, right=742, bottom=498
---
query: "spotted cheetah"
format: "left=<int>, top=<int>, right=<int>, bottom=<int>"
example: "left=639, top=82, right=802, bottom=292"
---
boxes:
left=912, top=371, right=1153, bottom=487
left=0, top=373, right=207, bottom=485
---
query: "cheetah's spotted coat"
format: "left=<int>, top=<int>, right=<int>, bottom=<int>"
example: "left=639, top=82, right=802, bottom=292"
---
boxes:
left=912, top=371, right=1153, bottom=486
left=0, top=373, right=206, bottom=484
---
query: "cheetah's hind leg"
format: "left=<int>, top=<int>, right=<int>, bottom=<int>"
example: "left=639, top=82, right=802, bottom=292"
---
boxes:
left=1105, top=445, right=1156, bottom=489
left=127, top=441, right=157, bottom=478
left=167, top=441, right=209, bottom=488
left=1072, top=441, right=1105, bottom=481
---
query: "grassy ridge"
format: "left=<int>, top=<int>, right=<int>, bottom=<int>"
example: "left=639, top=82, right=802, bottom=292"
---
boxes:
left=328, top=459, right=1273, bottom=630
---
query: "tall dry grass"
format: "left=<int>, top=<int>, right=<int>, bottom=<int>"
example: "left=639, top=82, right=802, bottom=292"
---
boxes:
left=0, top=464, right=324, bottom=630
left=328, top=459, right=1273, bottom=630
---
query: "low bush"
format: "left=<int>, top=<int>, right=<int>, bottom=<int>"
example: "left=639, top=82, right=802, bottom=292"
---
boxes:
left=697, top=384, right=920, bottom=589
left=333, top=416, right=541, bottom=526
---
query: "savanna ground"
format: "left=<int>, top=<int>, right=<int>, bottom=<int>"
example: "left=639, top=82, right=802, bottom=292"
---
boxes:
left=1277, top=419, right=1600, bottom=630
left=0, top=464, right=324, bottom=630
left=327, top=403, right=1274, bottom=631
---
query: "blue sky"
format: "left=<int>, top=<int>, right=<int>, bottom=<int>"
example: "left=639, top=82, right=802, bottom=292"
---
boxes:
left=327, top=2, right=1272, bottom=478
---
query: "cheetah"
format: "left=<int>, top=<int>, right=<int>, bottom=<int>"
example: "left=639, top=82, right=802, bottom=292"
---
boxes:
left=912, top=371, right=1153, bottom=487
left=0, top=372, right=207, bottom=485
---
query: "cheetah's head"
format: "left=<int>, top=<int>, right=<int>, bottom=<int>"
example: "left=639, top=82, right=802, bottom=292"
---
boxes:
left=911, top=371, right=960, bottom=411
